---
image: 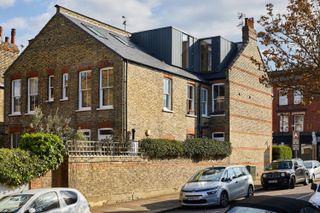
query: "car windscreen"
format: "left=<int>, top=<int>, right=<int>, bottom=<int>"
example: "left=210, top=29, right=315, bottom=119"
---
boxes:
left=304, top=161, right=313, bottom=169
left=0, top=194, right=33, bottom=213
left=188, top=167, right=225, bottom=182
left=269, top=161, right=292, bottom=170
left=227, top=206, right=277, bottom=213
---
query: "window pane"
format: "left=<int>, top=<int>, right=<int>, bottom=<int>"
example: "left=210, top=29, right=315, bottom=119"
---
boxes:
left=13, top=80, right=21, bottom=96
left=30, top=192, right=60, bottom=212
left=102, top=70, right=108, bottom=88
left=294, top=115, right=304, bottom=132
left=280, top=115, right=289, bottom=132
left=30, top=78, right=38, bottom=95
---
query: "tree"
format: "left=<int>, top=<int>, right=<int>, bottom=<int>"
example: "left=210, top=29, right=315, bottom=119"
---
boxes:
left=257, top=0, right=320, bottom=100
left=30, top=107, right=76, bottom=141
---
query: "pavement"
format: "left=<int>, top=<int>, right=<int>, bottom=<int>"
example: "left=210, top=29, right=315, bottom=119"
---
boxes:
left=91, top=180, right=262, bottom=213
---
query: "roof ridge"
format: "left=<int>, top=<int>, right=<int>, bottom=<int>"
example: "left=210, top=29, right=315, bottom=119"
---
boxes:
left=55, top=5, right=130, bottom=37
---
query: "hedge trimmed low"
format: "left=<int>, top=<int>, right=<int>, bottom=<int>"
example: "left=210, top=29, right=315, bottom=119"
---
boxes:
left=140, top=138, right=184, bottom=159
left=184, top=138, right=232, bottom=160
left=0, top=133, right=65, bottom=187
left=272, top=145, right=292, bottom=160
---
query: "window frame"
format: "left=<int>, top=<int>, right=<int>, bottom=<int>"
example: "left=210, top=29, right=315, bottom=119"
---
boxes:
left=201, top=88, right=208, bottom=117
left=61, top=73, right=68, bottom=100
left=99, top=67, right=114, bottom=109
left=163, top=78, right=172, bottom=111
left=98, top=128, right=113, bottom=141
left=78, top=129, right=91, bottom=141
left=212, top=83, right=225, bottom=114
left=279, top=89, right=288, bottom=106
left=27, top=77, right=39, bottom=114
left=11, top=79, right=21, bottom=115
left=294, top=90, right=302, bottom=105
left=186, top=84, right=195, bottom=115
left=48, top=75, right=54, bottom=102
left=279, top=114, right=289, bottom=132
left=212, top=132, right=225, bottom=142
left=78, top=70, right=92, bottom=111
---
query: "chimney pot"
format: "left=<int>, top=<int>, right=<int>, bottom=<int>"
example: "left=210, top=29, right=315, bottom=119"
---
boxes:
left=11, top=28, right=16, bottom=44
left=245, top=18, right=254, bottom=29
left=5, top=36, right=9, bottom=43
left=0, top=26, right=2, bottom=41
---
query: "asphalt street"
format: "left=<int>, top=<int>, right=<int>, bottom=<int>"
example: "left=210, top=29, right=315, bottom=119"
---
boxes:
left=165, top=184, right=316, bottom=213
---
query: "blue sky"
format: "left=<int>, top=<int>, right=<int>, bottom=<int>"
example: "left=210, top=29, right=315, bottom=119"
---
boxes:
left=0, top=0, right=287, bottom=51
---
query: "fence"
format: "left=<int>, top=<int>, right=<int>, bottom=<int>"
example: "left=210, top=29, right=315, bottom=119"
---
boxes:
left=66, top=140, right=140, bottom=156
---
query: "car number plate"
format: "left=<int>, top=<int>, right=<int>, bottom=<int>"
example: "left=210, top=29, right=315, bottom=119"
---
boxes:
left=268, top=180, right=278, bottom=183
left=186, top=196, right=201, bottom=200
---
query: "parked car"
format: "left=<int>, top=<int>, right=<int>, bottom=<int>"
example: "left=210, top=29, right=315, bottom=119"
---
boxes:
left=305, top=160, right=320, bottom=183
left=0, top=188, right=90, bottom=213
left=227, top=196, right=319, bottom=213
left=179, top=165, right=254, bottom=207
left=261, top=159, right=309, bottom=189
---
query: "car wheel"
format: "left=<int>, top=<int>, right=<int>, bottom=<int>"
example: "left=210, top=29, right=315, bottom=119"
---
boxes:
left=304, top=175, right=310, bottom=185
left=289, top=177, right=295, bottom=189
left=220, top=191, right=229, bottom=207
left=246, top=185, right=254, bottom=198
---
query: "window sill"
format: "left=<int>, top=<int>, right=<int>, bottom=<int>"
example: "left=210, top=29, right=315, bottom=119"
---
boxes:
left=45, top=99, right=54, bottom=103
left=25, top=112, right=35, bottom=115
left=60, top=98, right=68, bottom=102
left=97, top=106, right=114, bottom=110
left=76, top=108, right=91, bottom=112
left=201, top=115, right=210, bottom=118
left=186, top=114, right=197, bottom=118
left=210, top=114, right=225, bottom=117
left=9, top=113, right=22, bottom=117
left=162, top=108, right=174, bottom=113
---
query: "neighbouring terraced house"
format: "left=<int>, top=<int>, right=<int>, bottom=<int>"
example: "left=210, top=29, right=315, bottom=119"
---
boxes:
left=4, top=5, right=272, bottom=170
left=0, top=27, right=19, bottom=143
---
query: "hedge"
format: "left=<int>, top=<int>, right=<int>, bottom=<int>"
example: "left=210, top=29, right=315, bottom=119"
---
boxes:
left=0, top=133, right=65, bottom=187
left=184, top=138, right=232, bottom=160
left=140, top=138, right=184, bottom=159
left=272, top=145, right=292, bottom=160
left=140, top=138, right=232, bottom=160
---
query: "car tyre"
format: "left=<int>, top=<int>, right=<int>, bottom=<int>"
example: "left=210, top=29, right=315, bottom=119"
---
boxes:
left=246, top=185, right=254, bottom=198
left=289, top=177, right=295, bottom=189
left=304, top=175, right=310, bottom=185
left=220, top=191, right=229, bottom=207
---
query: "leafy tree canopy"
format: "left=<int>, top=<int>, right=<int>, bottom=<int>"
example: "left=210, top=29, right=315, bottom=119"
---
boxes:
left=258, top=0, right=320, bottom=100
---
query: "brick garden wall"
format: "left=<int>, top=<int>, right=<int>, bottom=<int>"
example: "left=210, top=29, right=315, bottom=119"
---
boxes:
left=66, top=157, right=229, bottom=206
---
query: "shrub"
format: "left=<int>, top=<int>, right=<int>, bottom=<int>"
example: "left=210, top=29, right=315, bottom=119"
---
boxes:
left=272, top=145, right=292, bottom=160
left=184, top=138, right=232, bottom=160
left=140, top=138, right=184, bottom=159
left=0, top=149, right=46, bottom=186
left=19, top=133, right=65, bottom=170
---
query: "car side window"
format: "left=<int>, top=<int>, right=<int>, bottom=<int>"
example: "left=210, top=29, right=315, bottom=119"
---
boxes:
left=233, top=167, right=243, bottom=178
left=240, top=167, right=249, bottom=175
left=30, top=192, right=60, bottom=212
left=227, top=168, right=236, bottom=179
left=60, top=190, right=78, bottom=205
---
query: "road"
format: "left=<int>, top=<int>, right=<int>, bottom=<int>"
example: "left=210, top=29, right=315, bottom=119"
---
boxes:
left=165, top=184, right=315, bottom=213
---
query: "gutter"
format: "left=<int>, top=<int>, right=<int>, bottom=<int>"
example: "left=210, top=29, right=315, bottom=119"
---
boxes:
left=124, top=59, right=128, bottom=142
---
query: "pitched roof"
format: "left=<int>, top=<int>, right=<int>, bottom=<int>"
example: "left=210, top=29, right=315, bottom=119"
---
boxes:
left=59, top=12, right=205, bottom=82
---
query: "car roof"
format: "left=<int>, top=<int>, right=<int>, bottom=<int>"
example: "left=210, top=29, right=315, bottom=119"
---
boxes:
left=228, top=196, right=317, bottom=213
left=8, top=188, right=79, bottom=196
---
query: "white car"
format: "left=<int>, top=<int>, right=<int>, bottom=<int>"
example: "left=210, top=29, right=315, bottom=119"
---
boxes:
left=180, top=165, right=254, bottom=207
left=309, top=183, right=320, bottom=208
left=0, top=188, right=91, bottom=213
left=304, top=160, right=320, bottom=183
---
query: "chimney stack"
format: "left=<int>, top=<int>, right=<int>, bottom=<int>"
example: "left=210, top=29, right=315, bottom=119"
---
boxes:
left=11, top=28, right=16, bottom=44
left=0, top=26, right=2, bottom=42
left=242, top=17, right=256, bottom=42
left=5, top=36, right=9, bottom=43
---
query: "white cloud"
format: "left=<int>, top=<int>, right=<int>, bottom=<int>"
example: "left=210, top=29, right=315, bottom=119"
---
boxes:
left=0, top=0, right=15, bottom=8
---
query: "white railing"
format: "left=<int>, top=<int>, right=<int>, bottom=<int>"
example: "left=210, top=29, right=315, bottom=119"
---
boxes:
left=66, top=140, right=140, bottom=156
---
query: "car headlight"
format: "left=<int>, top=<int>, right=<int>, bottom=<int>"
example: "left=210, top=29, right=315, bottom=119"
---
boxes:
left=262, top=174, right=267, bottom=178
left=207, top=187, right=218, bottom=195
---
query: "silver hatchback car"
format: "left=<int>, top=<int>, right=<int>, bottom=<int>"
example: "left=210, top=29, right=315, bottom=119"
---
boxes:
left=180, top=166, right=254, bottom=207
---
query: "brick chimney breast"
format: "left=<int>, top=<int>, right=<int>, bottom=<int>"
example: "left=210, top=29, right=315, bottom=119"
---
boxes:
left=0, top=26, right=2, bottom=42
left=242, top=17, right=256, bottom=42
left=5, top=36, right=9, bottom=43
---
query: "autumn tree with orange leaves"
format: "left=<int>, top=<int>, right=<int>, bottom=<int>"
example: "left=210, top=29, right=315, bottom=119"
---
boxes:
left=258, top=0, right=320, bottom=100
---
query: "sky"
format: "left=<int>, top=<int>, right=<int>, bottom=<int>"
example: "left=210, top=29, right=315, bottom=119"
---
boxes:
left=0, top=0, right=288, bottom=51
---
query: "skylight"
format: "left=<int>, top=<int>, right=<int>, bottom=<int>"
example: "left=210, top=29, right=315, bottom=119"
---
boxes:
left=81, top=23, right=106, bottom=38
left=110, top=33, right=131, bottom=47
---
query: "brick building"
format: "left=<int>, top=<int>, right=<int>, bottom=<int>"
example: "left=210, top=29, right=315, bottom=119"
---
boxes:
left=272, top=88, right=320, bottom=160
left=4, top=5, right=272, bottom=170
left=0, top=26, right=19, bottom=143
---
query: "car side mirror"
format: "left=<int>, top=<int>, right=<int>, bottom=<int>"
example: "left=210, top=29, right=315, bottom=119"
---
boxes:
left=314, top=166, right=317, bottom=169
left=25, top=208, right=36, bottom=213
left=221, top=177, right=231, bottom=182
left=294, top=165, right=299, bottom=170
left=311, top=183, right=318, bottom=191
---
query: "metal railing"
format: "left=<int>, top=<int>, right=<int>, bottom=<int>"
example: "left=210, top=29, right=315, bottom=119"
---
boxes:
left=66, top=140, right=140, bottom=156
